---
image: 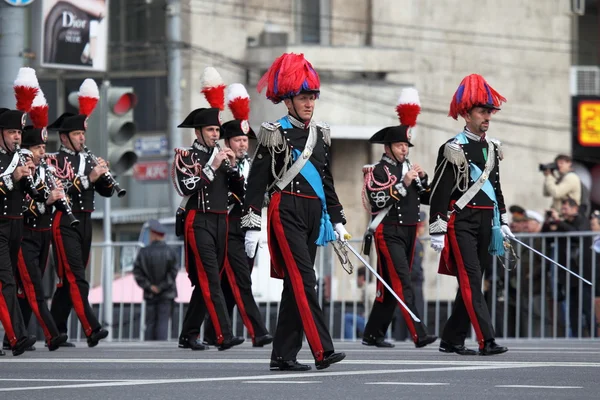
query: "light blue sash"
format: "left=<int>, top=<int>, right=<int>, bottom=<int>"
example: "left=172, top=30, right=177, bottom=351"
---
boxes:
left=279, top=116, right=336, bottom=246
left=455, top=132, right=505, bottom=256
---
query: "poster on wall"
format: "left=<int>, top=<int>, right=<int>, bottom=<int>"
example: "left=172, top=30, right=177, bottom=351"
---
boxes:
left=40, top=0, right=109, bottom=71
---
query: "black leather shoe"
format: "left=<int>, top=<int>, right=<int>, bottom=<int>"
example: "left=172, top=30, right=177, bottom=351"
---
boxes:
left=47, top=333, right=69, bottom=351
left=253, top=334, right=273, bottom=347
left=87, top=328, right=109, bottom=348
left=270, top=360, right=312, bottom=371
left=315, top=352, right=346, bottom=370
left=439, top=340, right=477, bottom=355
left=179, top=337, right=209, bottom=351
left=415, top=335, right=438, bottom=348
left=479, top=340, right=508, bottom=356
left=46, top=340, right=75, bottom=348
left=12, top=335, right=37, bottom=356
left=218, top=336, right=245, bottom=351
left=362, top=336, right=395, bottom=348
left=202, top=338, right=216, bottom=346
left=0, top=349, right=4, bottom=356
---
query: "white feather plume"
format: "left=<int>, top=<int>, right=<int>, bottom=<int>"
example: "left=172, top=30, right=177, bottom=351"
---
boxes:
left=14, top=67, right=39, bottom=88
left=397, top=87, right=420, bottom=106
left=201, top=67, right=224, bottom=89
left=78, top=78, right=99, bottom=98
left=31, top=89, right=47, bottom=108
left=226, top=83, right=249, bottom=103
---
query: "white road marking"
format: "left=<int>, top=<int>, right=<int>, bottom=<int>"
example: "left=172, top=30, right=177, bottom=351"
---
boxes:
left=0, top=379, right=131, bottom=382
left=242, top=381, right=321, bottom=384
left=0, top=364, right=538, bottom=392
left=496, top=385, right=582, bottom=389
left=366, top=382, right=449, bottom=386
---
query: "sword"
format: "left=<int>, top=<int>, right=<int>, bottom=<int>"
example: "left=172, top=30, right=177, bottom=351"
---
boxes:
left=510, top=237, right=592, bottom=286
left=339, top=240, right=421, bottom=322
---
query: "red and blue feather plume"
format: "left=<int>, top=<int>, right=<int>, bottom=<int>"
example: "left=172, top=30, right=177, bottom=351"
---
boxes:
left=257, top=53, right=320, bottom=104
left=448, top=74, right=506, bottom=120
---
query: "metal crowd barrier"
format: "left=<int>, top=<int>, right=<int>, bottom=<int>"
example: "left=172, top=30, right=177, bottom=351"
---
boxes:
left=44, top=231, right=598, bottom=343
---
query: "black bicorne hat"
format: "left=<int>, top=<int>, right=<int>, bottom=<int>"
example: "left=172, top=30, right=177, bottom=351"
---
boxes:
left=368, top=125, right=414, bottom=147
left=178, top=108, right=222, bottom=129
left=21, top=125, right=48, bottom=147
left=0, top=109, right=27, bottom=130
left=221, top=119, right=256, bottom=140
left=47, top=112, right=88, bottom=133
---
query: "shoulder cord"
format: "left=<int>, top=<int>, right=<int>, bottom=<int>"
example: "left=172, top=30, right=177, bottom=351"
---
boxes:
left=171, top=152, right=202, bottom=197
left=362, top=165, right=398, bottom=214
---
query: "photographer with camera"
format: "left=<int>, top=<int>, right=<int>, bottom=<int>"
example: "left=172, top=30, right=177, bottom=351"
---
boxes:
left=541, top=154, right=581, bottom=213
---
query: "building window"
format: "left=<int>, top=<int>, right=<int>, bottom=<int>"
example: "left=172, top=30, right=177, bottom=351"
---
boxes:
left=299, top=0, right=321, bottom=44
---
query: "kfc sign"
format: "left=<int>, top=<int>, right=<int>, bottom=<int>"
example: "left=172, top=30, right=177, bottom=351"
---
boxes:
left=133, top=161, right=169, bottom=181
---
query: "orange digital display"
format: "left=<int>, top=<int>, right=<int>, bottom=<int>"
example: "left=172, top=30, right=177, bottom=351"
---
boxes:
left=579, top=100, right=600, bottom=146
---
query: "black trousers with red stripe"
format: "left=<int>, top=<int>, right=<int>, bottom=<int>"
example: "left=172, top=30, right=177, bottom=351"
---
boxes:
left=363, top=224, right=428, bottom=343
left=0, top=218, right=28, bottom=347
left=16, top=227, right=60, bottom=343
left=443, top=207, right=495, bottom=347
left=204, top=218, right=268, bottom=343
left=268, top=193, right=334, bottom=363
left=51, top=211, right=101, bottom=337
left=180, top=211, right=233, bottom=344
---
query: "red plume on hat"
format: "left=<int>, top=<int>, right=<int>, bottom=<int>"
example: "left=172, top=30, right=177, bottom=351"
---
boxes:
left=14, top=67, right=40, bottom=113
left=448, top=74, right=506, bottom=120
left=226, top=83, right=250, bottom=122
left=78, top=79, right=99, bottom=116
left=201, top=67, right=226, bottom=110
left=396, top=88, right=421, bottom=127
left=257, top=52, right=320, bottom=104
left=29, top=89, right=49, bottom=129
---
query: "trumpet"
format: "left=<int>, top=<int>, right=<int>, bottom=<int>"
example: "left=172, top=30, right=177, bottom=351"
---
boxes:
left=82, top=145, right=126, bottom=198
left=14, top=144, right=40, bottom=199
left=40, top=158, right=79, bottom=227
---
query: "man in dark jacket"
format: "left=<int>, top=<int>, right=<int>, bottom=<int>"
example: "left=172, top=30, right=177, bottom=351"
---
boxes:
left=133, top=220, right=179, bottom=341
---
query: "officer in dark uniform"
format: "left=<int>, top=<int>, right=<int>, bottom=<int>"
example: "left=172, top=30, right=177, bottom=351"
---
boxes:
left=8, top=122, right=69, bottom=351
left=172, top=107, right=245, bottom=351
left=428, top=74, right=511, bottom=356
left=242, top=53, right=347, bottom=371
left=360, top=124, right=437, bottom=349
left=203, top=83, right=273, bottom=348
left=0, top=108, right=38, bottom=356
left=46, top=111, right=113, bottom=347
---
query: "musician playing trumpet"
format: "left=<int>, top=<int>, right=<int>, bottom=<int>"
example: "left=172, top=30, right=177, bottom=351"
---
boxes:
left=360, top=89, right=437, bottom=350
left=45, top=79, right=114, bottom=348
left=202, top=83, right=273, bottom=349
left=171, top=69, right=246, bottom=352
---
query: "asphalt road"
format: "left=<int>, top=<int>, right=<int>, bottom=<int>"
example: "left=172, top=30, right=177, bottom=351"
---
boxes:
left=0, top=339, right=598, bottom=400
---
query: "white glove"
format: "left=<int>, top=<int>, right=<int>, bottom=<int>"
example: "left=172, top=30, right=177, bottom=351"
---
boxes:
left=430, top=234, right=445, bottom=253
left=334, top=223, right=351, bottom=242
left=500, top=225, right=515, bottom=239
left=244, top=230, right=261, bottom=258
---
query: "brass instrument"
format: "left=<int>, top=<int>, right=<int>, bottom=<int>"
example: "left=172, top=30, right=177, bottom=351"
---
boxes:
left=40, top=158, right=79, bottom=227
left=82, top=145, right=126, bottom=198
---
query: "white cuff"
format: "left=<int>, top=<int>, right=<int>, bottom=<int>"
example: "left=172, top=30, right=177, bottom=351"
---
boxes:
left=3, top=175, right=14, bottom=191
left=241, top=208, right=262, bottom=229
left=202, top=166, right=215, bottom=182
left=80, top=175, right=90, bottom=190
left=394, top=182, right=407, bottom=197
left=429, top=216, right=448, bottom=234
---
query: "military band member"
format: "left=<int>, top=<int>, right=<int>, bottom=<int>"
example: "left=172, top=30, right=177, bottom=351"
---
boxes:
left=46, top=79, right=113, bottom=347
left=361, top=89, right=437, bottom=349
left=0, top=108, right=38, bottom=356
left=203, top=83, right=273, bottom=348
left=428, top=74, right=512, bottom=356
left=242, top=53, right=348, bottom=371
left=172, top=102, right=245, bottom=351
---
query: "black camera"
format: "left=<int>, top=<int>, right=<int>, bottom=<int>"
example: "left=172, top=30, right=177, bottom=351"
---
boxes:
left=539, top=162, right=557, bottom=172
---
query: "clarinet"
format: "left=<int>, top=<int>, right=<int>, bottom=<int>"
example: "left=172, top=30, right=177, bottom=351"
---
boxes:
left=82, top=145, right=127, bottom=198
left=407, top=159, right=430, bottom=195
left=14, top=144, right=40, bottom=199
left=40, top=158, right=80, bottom=227
left=214, top=142, right=232, bottom=170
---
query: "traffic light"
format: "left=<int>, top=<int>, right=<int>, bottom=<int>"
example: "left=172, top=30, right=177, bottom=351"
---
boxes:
left=105, top=86, right=138, bottom=175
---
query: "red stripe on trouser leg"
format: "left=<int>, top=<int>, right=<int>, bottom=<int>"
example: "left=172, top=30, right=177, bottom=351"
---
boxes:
left=53, top=212, right=93, bottom=336
left=17, top=250, right=52, bottom=340
left=52, top=211, right=64, bottom=287
left=267, top=196, right=284, bottom=279
left=374, top=226, right=418, bottom=342
left=223, top=259, right=255, bottom=339
left=271, top=193, right=325, bottom=362
left=446, top=214, right=485, bottom=347
left=0, top=282, right=18, bottom=346
left=185, top=210, right=224, bottom=345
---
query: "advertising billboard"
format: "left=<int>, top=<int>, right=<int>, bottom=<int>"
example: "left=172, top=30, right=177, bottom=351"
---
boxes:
left=40, top=0, right=109, bottom=71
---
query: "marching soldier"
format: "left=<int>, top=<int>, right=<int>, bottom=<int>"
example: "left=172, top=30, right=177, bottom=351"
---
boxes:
left=428, top=74, right=511, bottom=356
left=203, top=83, right=273, bottom=348
left=4, top=90, right=69, bottom=352
left=46, top=79, right=113, bottom=347
left=361, top=89, right=437, bottom=349
left=0, top=107, right=38, bottom=356
left=242, top=53, right=348, bottom=371
left=172, top=67, right=245, bottom=351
